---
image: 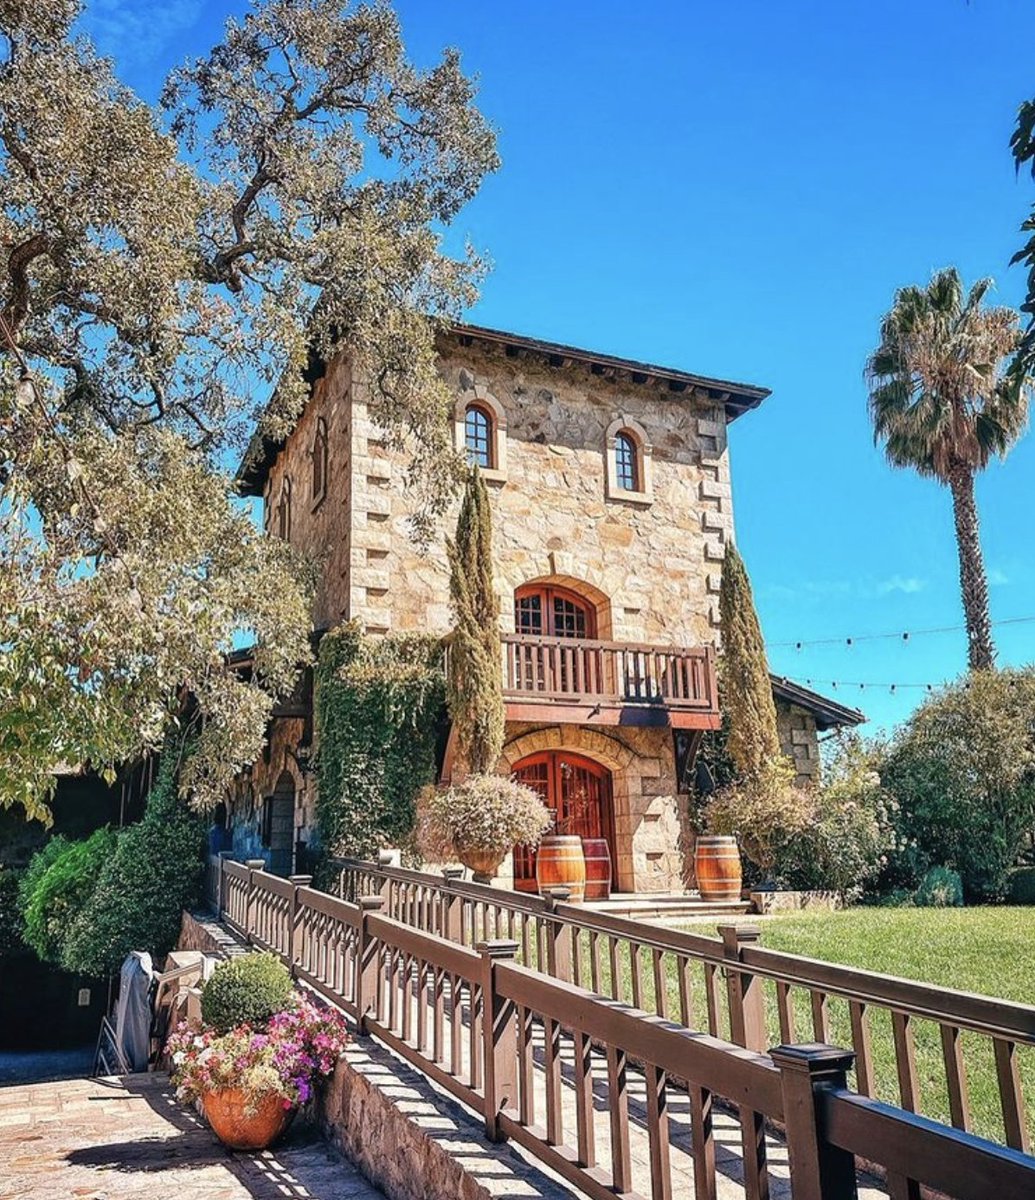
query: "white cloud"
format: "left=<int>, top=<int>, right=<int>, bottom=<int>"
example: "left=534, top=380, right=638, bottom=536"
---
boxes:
left=875, top=575, right=926, bottom=596
left=988, top=567, right=1010, bottom=587
left=81, top=0, right=203, bottom=66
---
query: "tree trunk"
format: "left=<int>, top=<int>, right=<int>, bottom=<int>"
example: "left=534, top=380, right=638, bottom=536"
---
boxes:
left=947, top=465, right=996, bottom=670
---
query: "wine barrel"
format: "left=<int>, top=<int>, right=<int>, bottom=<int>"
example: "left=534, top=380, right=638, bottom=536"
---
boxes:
left=694, top=836, right=742, bottom=902
left=582, top=837, right=612, bottom=901
left=536, top=835, right=586, bottom=904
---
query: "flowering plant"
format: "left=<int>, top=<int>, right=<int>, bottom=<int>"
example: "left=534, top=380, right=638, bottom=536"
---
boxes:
left=167, top=991, right=348, bottom=1114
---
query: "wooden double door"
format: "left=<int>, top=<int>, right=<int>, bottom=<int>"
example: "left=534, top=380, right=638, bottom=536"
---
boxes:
left=512, top=751, right=616, bottom=892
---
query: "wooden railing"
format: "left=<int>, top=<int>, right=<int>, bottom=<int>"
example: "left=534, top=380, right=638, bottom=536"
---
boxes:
left=205, top=854, right=1035, bottom=1200
left=499, top=633, right=717, bottom=711
left=335, top=855, right=1035, bottom=1155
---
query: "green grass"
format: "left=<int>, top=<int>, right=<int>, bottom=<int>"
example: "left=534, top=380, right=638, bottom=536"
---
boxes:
left=694, top=908, right=1035, bottom=1146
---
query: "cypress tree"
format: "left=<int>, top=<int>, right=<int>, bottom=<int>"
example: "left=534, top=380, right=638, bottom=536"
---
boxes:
left=446, top=468, right=505, bottom=774
left=718, top=542, right=780, bottom=779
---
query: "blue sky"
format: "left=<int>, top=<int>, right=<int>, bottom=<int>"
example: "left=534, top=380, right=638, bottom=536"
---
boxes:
left=81, top=0, right=1035, bottom=732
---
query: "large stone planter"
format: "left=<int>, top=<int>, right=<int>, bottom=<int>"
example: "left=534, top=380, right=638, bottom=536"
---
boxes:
left=457, top=847, right=506, bottom=884
left=202, top=1088, right=294, bottom=1150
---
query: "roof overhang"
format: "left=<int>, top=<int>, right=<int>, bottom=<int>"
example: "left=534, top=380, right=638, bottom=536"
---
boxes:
left=770, top=674, right=867, bottom=731
left=236, top=320, right=771, bottom=497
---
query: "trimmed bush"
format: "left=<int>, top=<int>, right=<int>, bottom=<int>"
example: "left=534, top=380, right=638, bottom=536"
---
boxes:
left=201, top=951, right=293, bottom=1033
left=19, top=828, right=116, bottom=965
left=914, top=865, right=964, bottom=908
left=60, top=755, right=205, bottom=977
left=1007, top=866, right=1035, bottom=905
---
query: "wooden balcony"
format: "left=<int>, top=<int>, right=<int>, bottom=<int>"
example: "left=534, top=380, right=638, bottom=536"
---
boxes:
left=501, top=633, right=720, bottom=728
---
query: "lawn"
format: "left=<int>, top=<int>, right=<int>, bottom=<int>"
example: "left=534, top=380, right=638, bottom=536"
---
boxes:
left=695, top=908, right=1035, bottom=1146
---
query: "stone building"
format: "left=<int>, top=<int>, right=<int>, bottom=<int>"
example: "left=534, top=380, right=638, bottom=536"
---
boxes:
left=232, top=322, right=863, bottom=891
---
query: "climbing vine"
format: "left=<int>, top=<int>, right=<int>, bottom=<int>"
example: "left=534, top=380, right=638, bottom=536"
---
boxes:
left=315, top=623, right=447, bottom=862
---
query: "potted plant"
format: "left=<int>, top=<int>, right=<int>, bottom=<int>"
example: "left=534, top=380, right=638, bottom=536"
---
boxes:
left=167, top=953, right=348, bottom=1150
left=420, top=773, right=551, bottom=883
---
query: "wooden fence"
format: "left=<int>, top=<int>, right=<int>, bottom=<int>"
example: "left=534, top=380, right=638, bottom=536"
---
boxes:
left=205, top=854, right=1035, bottom=1200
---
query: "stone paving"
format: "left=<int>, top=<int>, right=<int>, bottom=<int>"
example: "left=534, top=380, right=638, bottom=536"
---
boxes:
left=0, top=1072, right=384, bottom=1200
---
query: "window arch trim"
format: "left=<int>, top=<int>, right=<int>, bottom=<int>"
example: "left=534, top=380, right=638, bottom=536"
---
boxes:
left=605, top=416, right=653, bottom=504
left=454, top=384, right=508, bottom=482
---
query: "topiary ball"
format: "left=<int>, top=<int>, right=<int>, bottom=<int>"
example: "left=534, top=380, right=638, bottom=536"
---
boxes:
left=914, top=865, right=964, bottom=908
left=201, top=951, right=293, bottom=1033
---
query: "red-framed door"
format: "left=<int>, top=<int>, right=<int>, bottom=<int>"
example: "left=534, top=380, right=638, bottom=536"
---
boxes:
left=512, top=751, right=616, bottom=892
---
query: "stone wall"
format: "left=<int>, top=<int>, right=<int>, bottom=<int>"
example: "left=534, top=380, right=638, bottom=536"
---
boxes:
left=775, top=700, right=821, bottom=783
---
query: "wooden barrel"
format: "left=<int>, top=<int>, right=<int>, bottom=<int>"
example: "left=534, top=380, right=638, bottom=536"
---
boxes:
left=536, top=835, right=586, bottom=904
left=694, top=836, right=742, bottom=902
left=581, top=838, right=612, bottom=901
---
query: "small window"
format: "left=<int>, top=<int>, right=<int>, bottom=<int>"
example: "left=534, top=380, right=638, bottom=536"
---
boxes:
left=464, top=403, right=493, bottom=469
left=276, top=477, right=292, bottom=540
left=311, top=417, right=328, bottom=505
left=615, top=432, right=639, bottom=491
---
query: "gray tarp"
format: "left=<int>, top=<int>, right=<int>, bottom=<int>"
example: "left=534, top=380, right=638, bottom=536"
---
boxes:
left=115, top=952, right=154, bottom=1072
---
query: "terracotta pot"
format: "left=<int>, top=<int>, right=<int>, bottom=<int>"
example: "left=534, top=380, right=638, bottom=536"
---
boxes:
left=695, top=836, right=743, bottom=902
left=536, top=835, right=586, bottom=903
left=457, top=846, right=505, bottom=884
left=202, top=1088, right=294, bottom=1150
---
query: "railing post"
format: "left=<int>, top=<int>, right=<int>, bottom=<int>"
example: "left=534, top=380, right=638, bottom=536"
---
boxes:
left=356, top=895, right=385, bottom=1033
left=544, top=889, right=572, bottom=982
left=441, top=867, right=464, bottom=942
left=377, top=849, right=396, bottom=911
left=719, top=923, right=767, bottom=1052
left=287, top=874, right=312, bottom=968
left=478, top=939, right=520, bottom=1142
left=217, top=851, right=234, bottom=918
left=244, top=859, right=265, bottom=942
left=771, top=1044, right=858, bottom=1200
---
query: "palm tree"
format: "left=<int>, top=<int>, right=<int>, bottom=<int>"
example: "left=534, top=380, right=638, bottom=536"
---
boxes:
left=866, top=267, right=1030, bottom=670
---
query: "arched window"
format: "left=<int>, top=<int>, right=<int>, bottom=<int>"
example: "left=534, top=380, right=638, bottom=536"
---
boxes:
left=464, top=403, right=493, bottom=469
left=311, top=417, right=328, bottom=505
left=614, top=431, right=639, bottom=491
left=276, top=477, right=292, bottom=540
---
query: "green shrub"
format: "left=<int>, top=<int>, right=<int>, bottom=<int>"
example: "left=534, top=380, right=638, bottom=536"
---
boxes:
left=870, top=888, right=916, bottom=908
left=1007, top=866, right=1035, bottom=905
left=19, top=828, right=116, bottom=965
left=0, top=866, right=24, bottom=958
left=201, top=951, right=294, bottom=1033
left=316, top=622, right=446, bottom=859
left=880, top=668, right=1035, bottom=902
left=60, top=755, right=205, bottom=977
left=914, top=866, right=964, bottom=908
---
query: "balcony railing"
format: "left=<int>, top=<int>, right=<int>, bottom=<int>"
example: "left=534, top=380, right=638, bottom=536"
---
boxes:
left=500, top=633, right=716, bottom=712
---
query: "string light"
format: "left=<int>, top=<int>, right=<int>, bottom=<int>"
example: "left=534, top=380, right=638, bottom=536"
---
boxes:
left=770, top=614, right=1035, bottom=650
left=798, top=677, right=941, bottom=694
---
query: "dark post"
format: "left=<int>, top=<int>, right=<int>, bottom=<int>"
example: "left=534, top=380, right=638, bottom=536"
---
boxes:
left=356, top=896, right=385, bottom=1033
left=718, top=923, right=766, bottom=1052
left=441, top=867, right=464, bottom=942
left=244, top=858, right=265, bottom=943
left=544, top=889, right=572, bottom=982
left=217, top=851, right=234, bottom=918
left=377, top=849, right=395, bottom=910
left=771, top=1044, right=858, bottom=1200
left=287, top=874, right=312, bottom=969
left=479, top=939, right=520, bottom=1142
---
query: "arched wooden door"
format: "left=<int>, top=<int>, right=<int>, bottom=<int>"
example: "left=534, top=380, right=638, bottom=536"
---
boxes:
left=263, top=771, right=296, bottom=877
left=512, top=751, right=616, bottom=893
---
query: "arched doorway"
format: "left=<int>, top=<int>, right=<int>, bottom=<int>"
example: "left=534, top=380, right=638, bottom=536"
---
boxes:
left=515, top=583, right=597, bottom=640
left=262, top=771, right=296, bottom=877
left=512, top=751, right=616, bottom=893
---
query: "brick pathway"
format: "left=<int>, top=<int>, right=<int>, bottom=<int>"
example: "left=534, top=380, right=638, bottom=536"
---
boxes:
left=0, top=1073, right=383, bottom=1200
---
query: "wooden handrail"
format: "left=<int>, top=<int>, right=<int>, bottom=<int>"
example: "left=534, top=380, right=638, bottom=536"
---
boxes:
left=207, top=853, right=1035, bottom=1198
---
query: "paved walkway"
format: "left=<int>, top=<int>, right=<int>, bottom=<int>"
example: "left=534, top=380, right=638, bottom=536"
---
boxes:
left=0, top=1073, right=383, bottom=1200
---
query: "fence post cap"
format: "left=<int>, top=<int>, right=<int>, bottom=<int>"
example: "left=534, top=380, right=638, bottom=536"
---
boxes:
left=441, top=867, right=465, bottom=882
left=360, top=895, right=385, bottom=912
left=245, top=858, right=266, bottom=870
left=378, top=848, right=401, bottom=867
left=218, top=850, right=236, bottom=860
left=770, top=1043, right=856, bottom=1076
left=476, top=939, right=520, bottom=960
left=545, top=887, right=571, bottom=910
left=719, top=922, right=762, bottom=952
left=289, top=874, right=313, bottom=886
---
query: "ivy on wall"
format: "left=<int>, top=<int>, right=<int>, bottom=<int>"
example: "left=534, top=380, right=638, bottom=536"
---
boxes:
left=315, top=622, right=447, bottom=862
